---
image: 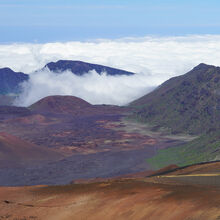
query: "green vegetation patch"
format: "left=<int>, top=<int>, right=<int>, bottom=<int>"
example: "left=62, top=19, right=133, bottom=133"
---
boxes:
left=147, top=131, right=220, bottom=169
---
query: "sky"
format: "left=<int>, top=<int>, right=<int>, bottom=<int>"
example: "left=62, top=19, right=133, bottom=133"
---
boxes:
left=1, top=0, right=220, bottom=42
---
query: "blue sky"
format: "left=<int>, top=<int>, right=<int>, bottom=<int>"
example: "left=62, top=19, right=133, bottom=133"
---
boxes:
left=1, top=0, right=220, bottom=43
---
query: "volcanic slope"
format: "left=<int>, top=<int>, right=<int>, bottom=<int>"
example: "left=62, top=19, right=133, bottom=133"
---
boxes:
left=131, top=63, right=220, bottom=135
left=29, top=95, right=92, bottom=114
left=0, top=95, right=186, bottom=185
left=0, top=161, right=220, bottom=220
left=0, top=132, right=61, bottom=168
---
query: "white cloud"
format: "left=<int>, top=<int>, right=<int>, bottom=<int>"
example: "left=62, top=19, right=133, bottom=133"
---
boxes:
left=14, top=68, right=158, bottom=106
left=2, top=35, right=220, bottom=106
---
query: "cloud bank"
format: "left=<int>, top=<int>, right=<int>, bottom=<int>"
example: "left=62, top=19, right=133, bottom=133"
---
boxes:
left=1, top=35, right=220, bottom=106
left=14, top=69, right=157, bottom=106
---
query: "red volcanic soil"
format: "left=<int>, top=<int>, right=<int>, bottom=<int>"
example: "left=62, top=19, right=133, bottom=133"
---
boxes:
left=0, top=132, right=61, bottom=167
left=0, top=178, right=220, bottom=220
left=29, top=95, right=92, bottom=114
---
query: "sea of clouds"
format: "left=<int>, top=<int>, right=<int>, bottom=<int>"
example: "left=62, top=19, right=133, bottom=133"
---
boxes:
left=1, top=35, right=220, bottom=106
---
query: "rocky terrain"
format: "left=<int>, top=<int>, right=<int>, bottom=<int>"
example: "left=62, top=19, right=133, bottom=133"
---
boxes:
left=0, top=95, right=186, bottom=186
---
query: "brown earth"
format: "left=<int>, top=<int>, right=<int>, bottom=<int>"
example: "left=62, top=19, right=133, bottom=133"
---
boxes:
left=0, top=175, right=220, bottom=220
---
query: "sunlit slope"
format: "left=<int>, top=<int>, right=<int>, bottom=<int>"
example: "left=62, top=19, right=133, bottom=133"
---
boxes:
left=0, top=177, right=220, bottom=220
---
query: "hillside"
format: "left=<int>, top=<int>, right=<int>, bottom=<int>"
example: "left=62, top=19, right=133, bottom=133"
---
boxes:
left=29, top=95, right=92, bottom=114
left=148, top=160, right=220, bottom=176
left=0, top=95, right=186, bottom=186
left=147, top=130, right=220, bottom=169
left=0, top=68, right=28, bottom=95
left=131, top=63, right=220, bottom=135
left=45, top=60, right=135, bottom=76
left=0, top=132, right=61, bottom=168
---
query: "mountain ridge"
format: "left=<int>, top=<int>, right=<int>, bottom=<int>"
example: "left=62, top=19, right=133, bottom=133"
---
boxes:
left=130, top=63, right=220, bottom=135
left=0, top=60, right=135, bottom=106
left=44, top=60, right=135, bottom=76
left=0, top=67, right=29, bottom=95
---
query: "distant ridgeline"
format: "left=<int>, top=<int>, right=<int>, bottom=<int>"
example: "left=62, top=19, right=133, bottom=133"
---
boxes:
left=0, top=60, right=135, bottom=106
left=0, top=68, right=29, bottom=106
left=0, top=68, right=29, bottom=95
left=45, top=60, right=134, bottom=76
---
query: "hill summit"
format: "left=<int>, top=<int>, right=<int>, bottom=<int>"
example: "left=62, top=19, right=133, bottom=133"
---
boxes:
left=29, top=95, right=92, bottom=114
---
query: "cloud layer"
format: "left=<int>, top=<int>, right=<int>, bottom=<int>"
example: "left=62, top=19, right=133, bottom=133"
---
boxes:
left=14, top=69, right=157, bottom=106
left=2, top=35, right=220, bottom=106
